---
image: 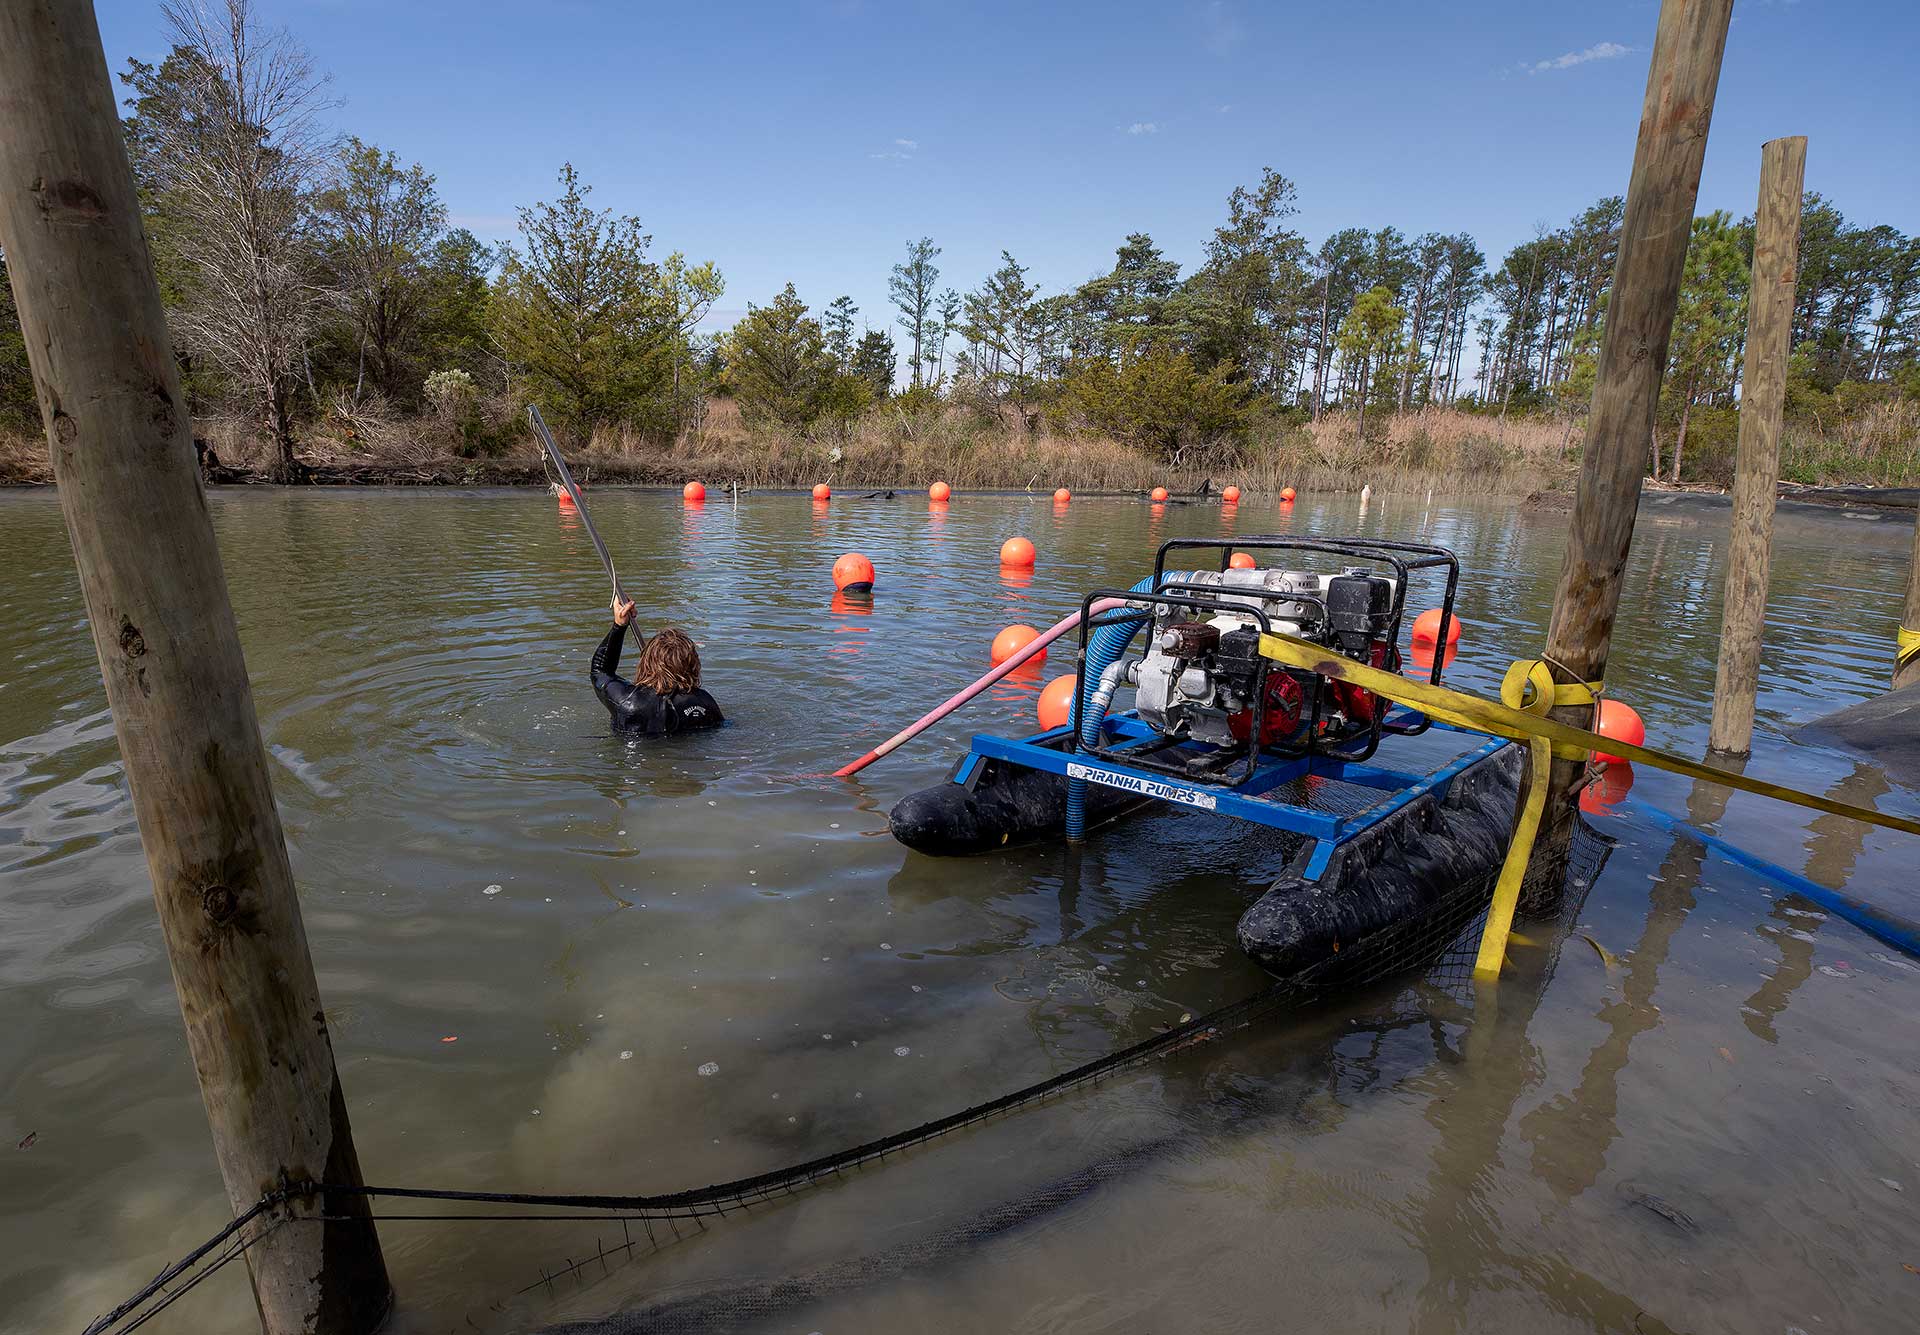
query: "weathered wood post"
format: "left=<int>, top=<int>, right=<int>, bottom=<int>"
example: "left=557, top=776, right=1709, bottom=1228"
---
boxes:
left=1708, top=136, right=1808, bottom=756
left=1898, top=508, right=1920, bottom=691
left=1541, top=0, right=1735, bottom=813
left=0, top=4, right=391, bottom=1332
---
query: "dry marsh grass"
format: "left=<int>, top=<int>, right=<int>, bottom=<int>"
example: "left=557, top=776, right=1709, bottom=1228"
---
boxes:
left=0, top=427, right=53, bottom=485
left=5, top=398, right=1913, bottom=496
left=1781, top=398, right=1920, bottom=487
left=584, top=399, right=1577, bottom=497
left=0, top=404, right=1603, bottom=497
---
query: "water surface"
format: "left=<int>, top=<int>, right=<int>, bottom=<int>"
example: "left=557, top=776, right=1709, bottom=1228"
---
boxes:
left=1, top=486, right=1915, bottom=1334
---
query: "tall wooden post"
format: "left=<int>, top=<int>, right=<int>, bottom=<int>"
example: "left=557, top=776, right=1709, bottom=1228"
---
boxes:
left=1541, top=0, right=1734, bottom=809
left=0, top=4, right=391, bottom=1333
left=1899, top=508, right=1920, bottom=691
left=1709, top=136, right=1808, bottom=755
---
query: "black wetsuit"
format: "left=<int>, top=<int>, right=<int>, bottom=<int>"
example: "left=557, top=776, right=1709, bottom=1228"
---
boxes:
left=590, top=624, right=724, bottom=735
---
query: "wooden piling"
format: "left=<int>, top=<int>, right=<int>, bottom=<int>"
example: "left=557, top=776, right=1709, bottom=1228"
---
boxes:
left=1541, top=0, right=1735, bottom=811
left=1708, top=136, right=1808, bottom=756
left=0, top=4, right=390, bottom=1332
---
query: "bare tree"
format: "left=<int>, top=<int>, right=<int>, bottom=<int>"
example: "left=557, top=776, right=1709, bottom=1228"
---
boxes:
left=132, top=0, right=335, bottom=479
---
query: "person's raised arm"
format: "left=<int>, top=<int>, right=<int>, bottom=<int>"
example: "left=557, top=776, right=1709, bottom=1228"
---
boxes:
left=592, top=595, right=639, bottom=711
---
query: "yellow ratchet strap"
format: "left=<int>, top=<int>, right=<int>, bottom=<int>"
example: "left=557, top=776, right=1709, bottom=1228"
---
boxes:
left=1498, top=658, right=1604, bottom=761
left=1258, top=629, right=1920, bottom=980
left=1257, top=630, right=1920, bottom=836
left=1472, top=733, right=1550, bottom=979
left=1476, top=659, right=1601, bottom=973
left=1898, top=625, right=1920, bottom=674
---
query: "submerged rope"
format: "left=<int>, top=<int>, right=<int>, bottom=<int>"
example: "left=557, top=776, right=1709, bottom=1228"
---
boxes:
left=85, top=977, right=1306, bottom=1335
left=81, top=1199, right=285, bottom=1335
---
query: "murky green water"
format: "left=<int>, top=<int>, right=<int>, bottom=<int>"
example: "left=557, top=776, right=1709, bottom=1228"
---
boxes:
left=2, top=486, right=1916, bottom=1334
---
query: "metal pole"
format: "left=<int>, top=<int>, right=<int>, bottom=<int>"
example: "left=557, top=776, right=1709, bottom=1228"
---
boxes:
left=1709, top=136, right=1808, bottom=755
left=1541, top=0, right=1735, bottom=811
left=0, top=3, right=390, bottom=1331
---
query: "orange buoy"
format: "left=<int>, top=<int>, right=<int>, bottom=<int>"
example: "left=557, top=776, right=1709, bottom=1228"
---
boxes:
left=1280, top=486, right=1297, bottom=503
left=1409, top=640, right=1458, bottom=672
left=832, top=552, right=876, bottom=593
left=1410, top=608, right=1463, bottom=649
left=812, top=483, right=831, bottom=501
left=1592, top=699, right=1645, bottom=766
left=1000, top=536, right=1036, bottom=568
left=1037, top=674, right=1078, bottom=730
left=557, top=489, right=577, bottom=509
left=1579, top=761, right=1635, bottom=815
left=1053, top=487, right=1071, bottom=503
left=683, top=480, right=706, bottom=502
left=1228, top=552, right=1257, bottom=570
left=929, top=481, right=952, bottom=502
left=1221, top=485, right=1242, bottom=503
left=1149, top=486, right=1169, bottom=502
left=990, top=624, right=1043, bottom=666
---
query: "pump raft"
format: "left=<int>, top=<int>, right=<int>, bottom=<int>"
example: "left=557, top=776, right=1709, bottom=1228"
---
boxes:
left=888, top=537, right=1526, bottom=977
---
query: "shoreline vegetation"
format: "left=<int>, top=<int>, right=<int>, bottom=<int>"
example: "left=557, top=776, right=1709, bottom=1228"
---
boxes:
left=6, top=401, right=1574, bottom=496
left=2, top=1, right=1914, bottom=501
left=4, top=398, right=1917, bottom=500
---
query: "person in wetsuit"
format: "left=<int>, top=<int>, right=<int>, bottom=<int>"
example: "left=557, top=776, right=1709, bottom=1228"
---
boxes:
left=591, top=596, right=724, bottom=735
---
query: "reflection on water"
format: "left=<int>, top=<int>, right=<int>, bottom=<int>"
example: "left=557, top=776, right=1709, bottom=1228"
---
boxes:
left=1, top=487, right=1917, bottom=1334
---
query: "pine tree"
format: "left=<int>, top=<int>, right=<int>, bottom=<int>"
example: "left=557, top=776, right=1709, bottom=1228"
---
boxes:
left=1663, top=211, right=1749, bottom=480
left=489, top=164, right=675, bottom=439
left=889, top=238, right=941, bottom=386
left=1336, top=286, right=1407, bottom=442
left=852, top=329, right=896, bottom=398
left=723, top=284, right=854, bottom=431
left=823, top=296, right=857, bottom=371
left=961, top=252, right=1042, bottom=411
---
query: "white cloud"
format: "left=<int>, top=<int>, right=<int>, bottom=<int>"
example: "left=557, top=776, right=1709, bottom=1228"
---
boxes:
left=1527, top=41, right=1631, bottom=74
left=868, top=150, right=912, bottom=161
left=1126, top=121, right=1159, bottom=136
left=893, top=137, right=918, bottom=149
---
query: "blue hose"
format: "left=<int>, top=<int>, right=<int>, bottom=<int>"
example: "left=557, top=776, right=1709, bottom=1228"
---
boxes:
left=1623, top=796, right=1920, bottom=960
left=1064, top=572, right=1197, bottom=840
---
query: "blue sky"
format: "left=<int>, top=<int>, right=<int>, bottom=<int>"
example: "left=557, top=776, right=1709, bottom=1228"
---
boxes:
left=95, top=0, right=1918, bottom=346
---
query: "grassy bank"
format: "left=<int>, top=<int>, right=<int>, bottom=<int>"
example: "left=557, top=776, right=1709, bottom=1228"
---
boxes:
left=5, top=398, right=1916, bottom=496
left=0, top=404, right=1578, bottom=498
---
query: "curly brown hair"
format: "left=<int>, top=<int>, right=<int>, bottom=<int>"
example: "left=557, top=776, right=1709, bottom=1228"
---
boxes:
left=633, top=627, right=701, bottom=694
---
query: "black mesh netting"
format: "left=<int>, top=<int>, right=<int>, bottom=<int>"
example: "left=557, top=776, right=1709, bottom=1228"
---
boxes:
left=87, top=817, right=1611, bottom=1335
left=512, top=820, right=1613, bottom=1335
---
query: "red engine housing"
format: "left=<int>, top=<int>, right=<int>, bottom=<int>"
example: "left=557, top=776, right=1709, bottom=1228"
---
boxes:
left=1228, top=670, right=1305, bottom=746
left=1328, top=640, right=1392, bottom=726
left=1229, top=641, right=1392, bottom=748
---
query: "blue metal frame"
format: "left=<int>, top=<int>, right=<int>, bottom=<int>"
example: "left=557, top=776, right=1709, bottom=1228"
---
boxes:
left=956, top=706, right=1511, bottom=882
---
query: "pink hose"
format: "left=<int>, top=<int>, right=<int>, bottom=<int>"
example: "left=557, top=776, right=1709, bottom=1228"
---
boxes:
left=834, top=597, right=1128, bottom=778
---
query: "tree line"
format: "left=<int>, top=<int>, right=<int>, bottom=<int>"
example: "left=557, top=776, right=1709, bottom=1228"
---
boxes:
left=0, top=0, right=1915, bottom=481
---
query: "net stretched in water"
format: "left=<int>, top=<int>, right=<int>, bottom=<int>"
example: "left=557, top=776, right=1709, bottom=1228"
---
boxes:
left=85, top=817, right=1611, bottom=1335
